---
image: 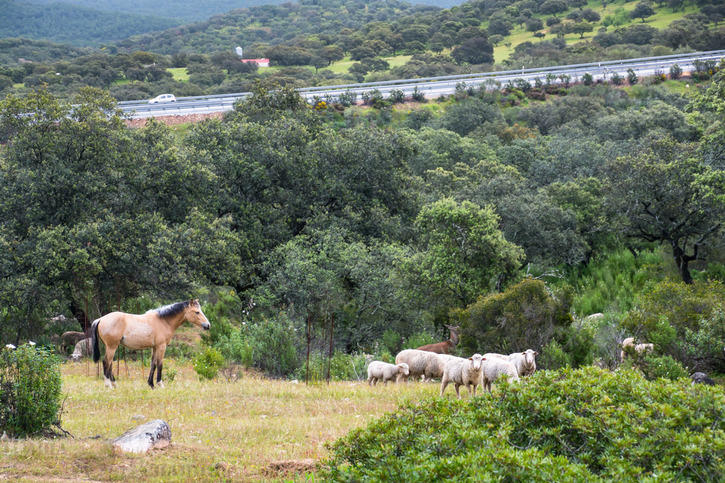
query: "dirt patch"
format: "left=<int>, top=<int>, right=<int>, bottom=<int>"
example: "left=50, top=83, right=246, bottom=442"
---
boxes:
left=125, top=112, right=224, bottom=128
left=264, top=459, right=316, bottom=476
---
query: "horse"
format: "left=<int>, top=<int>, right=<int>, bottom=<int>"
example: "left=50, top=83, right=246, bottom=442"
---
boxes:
left=91, top=299, right=210, bottom=389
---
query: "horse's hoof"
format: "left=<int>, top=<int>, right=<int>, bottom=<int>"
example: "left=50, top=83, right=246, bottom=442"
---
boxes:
left=157, top=381, right=165, bottom=389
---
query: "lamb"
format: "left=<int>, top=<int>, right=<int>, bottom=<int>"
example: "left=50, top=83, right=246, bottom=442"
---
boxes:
left=481, top=356, right=519, bottom=393
left=508, top=349, right=538, bottom=377
left=440, top=353, right=485, bottom=399
left=620, top=337, right=654, bottom=361
left=367, top=361, right=410, bottom=386
left=71, top=337, right=92, bottom=362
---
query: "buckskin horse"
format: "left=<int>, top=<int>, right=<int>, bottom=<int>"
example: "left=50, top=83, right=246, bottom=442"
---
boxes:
left=91, top=299, right=210, bottom=388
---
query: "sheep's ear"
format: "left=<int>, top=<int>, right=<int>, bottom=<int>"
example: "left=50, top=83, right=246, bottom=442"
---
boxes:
left=534, top=351, right=539, bottom=356
left=468, top=357, right=472, bottom=361
left=482, top=357, right=487, bottom=360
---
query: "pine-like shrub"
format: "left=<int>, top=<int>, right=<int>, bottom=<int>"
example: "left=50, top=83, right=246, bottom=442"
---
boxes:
left=325, top=367, right=725, bottom=481
left=0, top=343, right=62, bottom=437
left=192, top=347, right=225, bottom=380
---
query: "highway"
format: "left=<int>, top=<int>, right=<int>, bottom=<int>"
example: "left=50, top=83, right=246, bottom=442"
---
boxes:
left=118, top=49, right=725, bottom=119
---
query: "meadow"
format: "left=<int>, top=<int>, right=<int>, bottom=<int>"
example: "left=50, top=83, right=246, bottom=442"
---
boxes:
left=0, top=339, right=440, bottom=482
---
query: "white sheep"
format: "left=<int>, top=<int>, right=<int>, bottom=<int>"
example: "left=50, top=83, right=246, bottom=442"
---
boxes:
left=508, top=349, right=538, bottom=377
left=482, top=352, right=510, bottom=360
left=481, top=356, right=519, bottom=393
left=440, top=354, right=485, bottom=399
left=620, top=337, right=654, bottom=361
left=395, top=349, right=456, bottom=382
left=367, top=361, right=410, bottom=386
left=71, top=337, right=92, bottom=362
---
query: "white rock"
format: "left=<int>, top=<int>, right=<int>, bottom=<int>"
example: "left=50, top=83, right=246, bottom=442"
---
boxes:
left=112, top=419, right=171, bottom=454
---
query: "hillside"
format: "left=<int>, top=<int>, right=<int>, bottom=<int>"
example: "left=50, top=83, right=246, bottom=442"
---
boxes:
left=22, top=0, right=467, bottom=22
left=1, top=0, right=182, bottom=46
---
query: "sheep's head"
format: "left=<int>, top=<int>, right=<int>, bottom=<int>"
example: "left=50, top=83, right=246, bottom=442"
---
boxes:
left=522, top=349, right=538, bottom=366
left=397, top=362, right=410, bottom=376
left=469, top=353, right=484, bottom=370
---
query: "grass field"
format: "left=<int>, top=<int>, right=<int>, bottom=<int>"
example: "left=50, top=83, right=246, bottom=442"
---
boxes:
left=0, top=339, right=442, bottom=482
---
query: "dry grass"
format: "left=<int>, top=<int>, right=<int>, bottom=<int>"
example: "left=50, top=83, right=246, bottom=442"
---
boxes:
left=0, top=357, right=441, bottom=482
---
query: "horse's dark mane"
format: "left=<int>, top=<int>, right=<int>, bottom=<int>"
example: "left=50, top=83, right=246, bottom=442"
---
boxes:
left=155, top=301, right=190, bottom=318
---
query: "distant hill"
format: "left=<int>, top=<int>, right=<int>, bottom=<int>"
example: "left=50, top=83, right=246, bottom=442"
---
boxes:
left=0, top=38, right=94, bottom=65
left=22, top=0, right=465, bottom=22
left=22, top=0, right=286, bottom=23
left=1, top=0, right=183, bottom=46
left=115, top=0, right=441, bottom=55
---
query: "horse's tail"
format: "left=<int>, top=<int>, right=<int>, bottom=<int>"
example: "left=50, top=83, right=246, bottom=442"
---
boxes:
left=91, top=318, right=102, bottom=363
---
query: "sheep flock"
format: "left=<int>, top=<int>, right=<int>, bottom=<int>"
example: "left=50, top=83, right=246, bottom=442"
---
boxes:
left=361, top=348, right=537, bottom=399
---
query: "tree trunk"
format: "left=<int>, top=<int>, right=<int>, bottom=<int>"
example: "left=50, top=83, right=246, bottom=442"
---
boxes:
left=672, top=243, right=694, bottom=285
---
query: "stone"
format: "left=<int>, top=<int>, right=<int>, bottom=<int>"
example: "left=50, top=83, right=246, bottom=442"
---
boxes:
left=112, top=419, right=171, bottom=454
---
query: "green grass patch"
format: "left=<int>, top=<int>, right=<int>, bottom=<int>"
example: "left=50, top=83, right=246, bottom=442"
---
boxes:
left=491, top=0, right=697, bottom=64
left=167, top=67, right=189, bottom=82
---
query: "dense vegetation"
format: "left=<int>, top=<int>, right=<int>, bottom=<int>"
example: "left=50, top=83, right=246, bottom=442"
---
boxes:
left=22, top=0, right=288, bottom=23
left=324, top=367, right=725, bottom=480
left=1, top=59, right=724, bottom=384
left=0, top=0, right=182, bottom=46
left=2, top=0, right=724, bottom=102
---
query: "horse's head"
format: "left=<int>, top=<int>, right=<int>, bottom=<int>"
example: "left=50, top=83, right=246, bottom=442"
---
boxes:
left=186, top=299, right=210, bottom=330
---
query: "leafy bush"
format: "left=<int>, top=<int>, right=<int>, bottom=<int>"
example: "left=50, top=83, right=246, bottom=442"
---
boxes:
left=621, top=353, right=689, bottom=381
left=193, top=347, right=225, bottom=380
left=624, top=280, right=725, bottom=372
left=456, top=278, right=573, bottom=355
left=244, top=313, right=300, bottom=378
left=324, top=367, right=725, bottom=481
left=0, top=343, right=62, bottom=437
left=402, top=332, right=435, bottom=350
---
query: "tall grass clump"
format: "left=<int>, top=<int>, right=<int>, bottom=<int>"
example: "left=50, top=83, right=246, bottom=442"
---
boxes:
left=569, top=248, right=664, bottom=316
left=0, top=343, right=62, bottom=437
left=325, top=367, right=725, bottom=481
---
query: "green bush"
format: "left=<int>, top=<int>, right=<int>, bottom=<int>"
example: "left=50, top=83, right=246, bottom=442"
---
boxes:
left=402, top=332, right=435, bottom=350
left=192, top=347, right=225, bottom=380
left=624, top=280, right=725, bottom=372
left=0, top=343, right=62, bottom=437
left=245, top=313, right=300, bottom=378
left=324, top=367, right=725, bottom=481
left=620, top=352, right=689, bottom=381
left=456, top=278, right=572, bottom=355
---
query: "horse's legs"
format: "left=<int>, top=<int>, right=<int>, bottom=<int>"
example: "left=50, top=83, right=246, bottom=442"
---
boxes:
left=147, top=347, right=157, bottom=389
left=102, top=345, right=117, bottom=389
left=155, top=345, right=167, bottom=389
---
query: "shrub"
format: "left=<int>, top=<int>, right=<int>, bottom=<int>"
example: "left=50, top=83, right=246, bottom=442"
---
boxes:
left=627, top=68, right=638, bottom=85
left=0, top=343, right=62, bottom=437
left=193, top=347, right=225, bottom=380
left=402, top=332, right=435, bottom=350
left=245, top=313, right=300, bottom=378
left=621, top=353, right=689, bottom=381
left=324, top=367, right=725, bottom=481
left=388, top=89, right=405, bottom=104
left=623, top=280, right=725, bottom=372
left=456, top=278, right=573, bottom=355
